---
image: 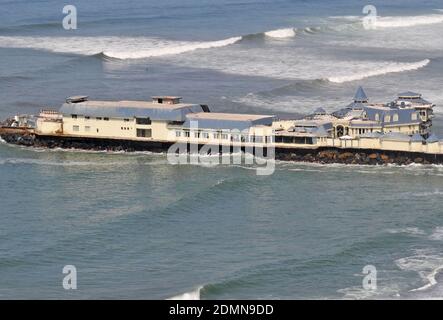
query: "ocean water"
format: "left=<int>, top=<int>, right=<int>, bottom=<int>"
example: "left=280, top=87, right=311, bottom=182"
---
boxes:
left=1, top=0, right=443, bottom=299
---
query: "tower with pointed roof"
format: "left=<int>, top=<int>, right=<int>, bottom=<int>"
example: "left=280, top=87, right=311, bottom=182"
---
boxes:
left=354, top=86, right=368, bottom=103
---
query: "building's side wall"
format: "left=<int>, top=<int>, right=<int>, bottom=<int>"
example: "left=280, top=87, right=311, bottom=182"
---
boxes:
left=35, top=120, right=62, bottom=135
left=63, top=116, right=137, bottom=139
left=149, top=121, right=170, bottom=140
left=383, top=124, right=420, bottom=135
left=380, top=140, right=411, bottom=152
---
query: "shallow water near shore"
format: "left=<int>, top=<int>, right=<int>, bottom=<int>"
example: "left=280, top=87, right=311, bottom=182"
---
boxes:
left=1, top=141, right=443, bottom=299
left=1, top=0, right=443, bottom=299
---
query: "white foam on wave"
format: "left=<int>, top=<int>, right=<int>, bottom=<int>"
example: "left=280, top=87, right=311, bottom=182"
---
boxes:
left=396, top=249, right=443, bottom=293
left=0, top=36, right=242, bottom=59
left=429, top=227, right=443, bottom=241
left=374, top=14, right=443, bottom=28
left=329, top=14, right=443, bottom=29
left=264, top=28, right=296, bottom=39
left=167, top=286, right=203, bottom=300
left=0, top=157, right=132, bottom=167
left=338, top=284, right=400, bottom=299
left=328, top=59, right=430, bottom=83
left=386, top=227, right=426, bottom=236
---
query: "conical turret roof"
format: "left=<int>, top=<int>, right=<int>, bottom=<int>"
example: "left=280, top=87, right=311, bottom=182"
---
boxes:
left=354, top=86, right=368, bottom=103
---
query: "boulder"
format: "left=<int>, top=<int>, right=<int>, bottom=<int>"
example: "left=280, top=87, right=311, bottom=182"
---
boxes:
left=338, top=152, right=354, bottom=160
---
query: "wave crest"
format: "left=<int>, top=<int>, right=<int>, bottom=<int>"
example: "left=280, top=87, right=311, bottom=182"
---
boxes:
left=396, top=249, right=443, bottom=293
left=0, top=35, right=242, bottom=60
left=375, top=14, right=443, bottom=28
left=167, top=286, right=203, bottom=300
left=264, top=28, right=296, bottom=39
left=328, top=59, right=430, bottom=83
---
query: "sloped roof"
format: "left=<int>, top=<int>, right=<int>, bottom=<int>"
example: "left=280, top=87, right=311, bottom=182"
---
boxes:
left=183, top=112, right=274, bottom=130
left=427, top=134, right=439, bottom=143
left=398, top=91, right=421, bottom=98
left=380, top=132, right=411, bottom=141
left=314, top=107, right=326, bottom=115
left=59, top=100, right=203, bottom=121
left=411, top=133, right=424, bottom=142
left=354, top=86, right=368, bottom=102
left=359, top=132, right=382, bottom=139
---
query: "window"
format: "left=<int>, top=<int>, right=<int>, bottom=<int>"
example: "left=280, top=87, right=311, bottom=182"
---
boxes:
left=194, top=132, right=200, bottom=138
left=393, top=114, right=399, bottom=122
left=202, top=132, right=209, bottom=139
left=71, top=114, right=77, bottom=119
left=411, top=113, right=418, bottom=121
left=85, top=116, right=90, bottom=120
left=104, top=117, right=109, bottom=121
left=85, top=126, right=91, bottom=132
left=374, top=113, right=380, bottom=121
left=124, top=118, right=130, bottom=122
left=184, top=131, right=190, bottom=137
left=176, top=131, right=181, bottom=137
left=73, top=125, right=80, bottom=132
left=96, top=117, right=102, bottom=120
left=136, top=129, right=152, bottom=138
left=231, top=134, right=239, bottom=142
left=136, top=118, right=151, bottom=125
left=384, top=115, right=391, bottom=123
left=221, top=133, right=228, bottom=140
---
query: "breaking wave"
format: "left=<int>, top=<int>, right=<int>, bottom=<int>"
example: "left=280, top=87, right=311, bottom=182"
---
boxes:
left=330, top=13, right=443, bottom=29
left=374, top=14, right=443, bottom=28
left=396, top=250, right=443, bottom=293
left=429, top=227, right=443, bottom=241
left=0, top=35, right=242, bottom=59
left=167, top=286, right=203, bottom=300
left=264, top=28, right=296, bottom=38
left=0, top=26, right=300, bottom=60
left=386, top=227, right=426, bottom=236
left=327, top=59, right=430, bottom=83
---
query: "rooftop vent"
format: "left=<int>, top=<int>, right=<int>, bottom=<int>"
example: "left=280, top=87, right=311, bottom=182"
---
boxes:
left=152, top=96, right=182, bottom=105
left=66, top=96, right=89, bottom=103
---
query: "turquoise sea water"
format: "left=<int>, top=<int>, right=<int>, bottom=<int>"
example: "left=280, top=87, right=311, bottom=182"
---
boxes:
left=1, top=0, right=443, bottom=299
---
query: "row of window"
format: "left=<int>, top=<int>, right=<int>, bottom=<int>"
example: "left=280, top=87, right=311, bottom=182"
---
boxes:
left=373, top=113, right=418, bottom=122
left=71, top=115, right=149, bottom=124
left=72, top=115, right=110, bottom=121
left=175, top=130, right=273, bottom=143
left=73, top=125, right=94, bottom=132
